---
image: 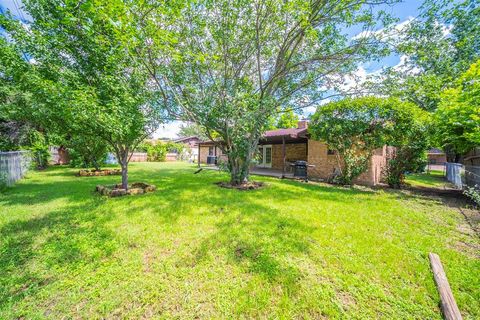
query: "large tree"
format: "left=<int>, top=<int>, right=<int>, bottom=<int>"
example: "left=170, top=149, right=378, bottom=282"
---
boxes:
left=140, top=0, right=398, bottom=185
left=372, top=0, right=479, bottom=111
left=1, top=0, right=166, bottom=189
left=434, top=60, right=480, bottom=158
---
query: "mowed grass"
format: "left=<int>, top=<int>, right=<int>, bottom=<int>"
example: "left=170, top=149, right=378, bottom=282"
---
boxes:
left=405, top=170, right=450, bottom=189
left=0, top=162, right=479, bottom=319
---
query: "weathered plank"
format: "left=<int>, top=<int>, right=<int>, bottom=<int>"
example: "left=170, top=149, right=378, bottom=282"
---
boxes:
left=429, top=253, right=463, bottom=320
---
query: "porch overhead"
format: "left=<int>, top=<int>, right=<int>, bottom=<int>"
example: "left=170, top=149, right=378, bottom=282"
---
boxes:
left=259, top=127, right=308, bottom=144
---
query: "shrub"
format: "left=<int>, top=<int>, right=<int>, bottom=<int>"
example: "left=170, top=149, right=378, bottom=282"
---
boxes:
left=310, top=97, right=429, bottom=186
left=384, top=143, right=428, bottom=188
left=0, top=171, right=8, bottom=192
left=29, top=142, right=50, bottom=169
left=146, top=143, right=168, bottom=162
left=464, top=185, right=480, bottom=208
left=67, top=137, right=108, bottom=170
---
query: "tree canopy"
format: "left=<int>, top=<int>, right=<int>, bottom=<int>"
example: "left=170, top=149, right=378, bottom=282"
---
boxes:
left=372, top=0, right=479, bottom=111
left=139, top=0, right=398, bottom=185
left=434, top=60, right=480, bottom=157
left=0, top=0, right=167, bottom=188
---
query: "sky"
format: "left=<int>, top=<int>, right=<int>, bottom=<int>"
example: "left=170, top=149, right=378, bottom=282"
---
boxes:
left=0, top=0, right=425, bottom=139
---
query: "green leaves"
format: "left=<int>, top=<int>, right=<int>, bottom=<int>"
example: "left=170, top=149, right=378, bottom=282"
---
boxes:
left=374, top=0, right=479, bottom=111
left=434, top=60, right=480, bottom=154
left=309, top=96, right=429, bottom=184
left=139, top=0, right=398, bottom=183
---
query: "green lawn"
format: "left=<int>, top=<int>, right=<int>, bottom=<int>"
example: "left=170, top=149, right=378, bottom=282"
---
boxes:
left=1, top=162, right=479, bottom=319
left=405, top=170, right=450, bottom=189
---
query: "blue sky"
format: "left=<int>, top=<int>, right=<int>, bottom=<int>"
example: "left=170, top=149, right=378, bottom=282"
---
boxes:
left=0, top=0, right=425, bottom=138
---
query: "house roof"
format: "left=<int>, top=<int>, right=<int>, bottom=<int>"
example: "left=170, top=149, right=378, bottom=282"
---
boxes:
left=427, top=148, right=445, bottom=154
left=198, top=124, right=309, bottom=146
left=174, top=136, right=199, bottom=143
left=263, top=127, right=307, bottom=138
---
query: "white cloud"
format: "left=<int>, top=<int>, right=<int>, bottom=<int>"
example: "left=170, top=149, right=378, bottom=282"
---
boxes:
left=0, top=0, right=31, bottom=21
left=152, top=121, right=185, bottom=139
left=392, top=54, right=421, bottom=75
left=353, top=17, right=415, bottom=42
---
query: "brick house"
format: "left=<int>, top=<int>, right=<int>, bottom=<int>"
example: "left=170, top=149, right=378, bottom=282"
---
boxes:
left=427, top=148, right=447, bottom=165
left=174, top=136, right=201, bottom=162
left=198, top=120, right=390, bottom=186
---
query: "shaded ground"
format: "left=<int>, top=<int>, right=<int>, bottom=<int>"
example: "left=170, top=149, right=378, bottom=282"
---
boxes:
left=405, top=170, right=451, bottom=189
left=0, top=162, right=479, bottom=319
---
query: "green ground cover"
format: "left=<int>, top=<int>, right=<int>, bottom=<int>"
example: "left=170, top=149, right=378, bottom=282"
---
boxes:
left=1, top=162, right=478, bottom=319
left=405, top=170, right=450, bottom=189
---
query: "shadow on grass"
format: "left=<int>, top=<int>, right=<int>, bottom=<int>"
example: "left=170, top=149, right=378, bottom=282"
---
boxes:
left=190, top=207, right=316, bottom=293
left=0, top=163, right=383, bottom=305
left=0, top=200, right=117, bottom=310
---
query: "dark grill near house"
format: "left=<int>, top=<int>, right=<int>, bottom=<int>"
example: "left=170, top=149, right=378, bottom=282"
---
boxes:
left=207, top=155, right=217, bottom=165
left=292, top=160, right=308, bottom=178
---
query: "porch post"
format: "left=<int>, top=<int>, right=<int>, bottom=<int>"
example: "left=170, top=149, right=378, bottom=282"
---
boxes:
left=282, top=136, right=286, bottom=178
left=197, top=143, right=201, bottom=167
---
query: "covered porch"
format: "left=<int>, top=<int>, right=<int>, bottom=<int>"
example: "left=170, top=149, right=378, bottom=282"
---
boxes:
left=202, top=165, right=295, bottom=179
left=254, top=126, right=308, bottom=177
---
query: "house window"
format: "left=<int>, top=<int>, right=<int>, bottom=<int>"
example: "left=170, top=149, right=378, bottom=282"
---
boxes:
left=208, top=146, right=214, bottom=156
left=327, top=149, right=335, bottom=155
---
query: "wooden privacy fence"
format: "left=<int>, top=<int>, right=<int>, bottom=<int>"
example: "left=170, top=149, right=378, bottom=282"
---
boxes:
left=129, top=152, right=148, bottom=162
left=0, top=151, right=31, bottom=186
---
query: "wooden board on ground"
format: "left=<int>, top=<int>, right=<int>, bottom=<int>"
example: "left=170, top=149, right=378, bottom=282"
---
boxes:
left=429, top=252, right=463, bottom=320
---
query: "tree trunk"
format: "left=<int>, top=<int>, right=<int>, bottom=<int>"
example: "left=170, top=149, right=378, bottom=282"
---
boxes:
left=120, top=162, right=128, bottom=190
left=116, top=149, right=129, bottom=190
left=92, top=158, right=101, bottom=171
left=227, top=150, right=252, bottom=185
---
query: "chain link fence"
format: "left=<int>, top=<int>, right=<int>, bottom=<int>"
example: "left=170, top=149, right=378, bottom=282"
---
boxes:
left=0, top=151, right=32, bottom=187
left=446, top=162, right=480, bottom=189
left=445, top=162, right=463, bottom=189
left=465, top=165, right=480, bottom=188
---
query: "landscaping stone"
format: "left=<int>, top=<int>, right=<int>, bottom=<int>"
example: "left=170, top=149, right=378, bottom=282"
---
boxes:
left=127, top=188, right=144, bottom=195
left=110, top=189, right=127, bottom=197
left=215, top=181, right=264, bottom=190
left=95, top=182, right=156, bottom=197
left=77, top=169, right=122, bottom=177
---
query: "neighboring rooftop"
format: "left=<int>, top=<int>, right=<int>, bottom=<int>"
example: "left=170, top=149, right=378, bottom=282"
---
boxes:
left=428, top=148, right=445, bottom=154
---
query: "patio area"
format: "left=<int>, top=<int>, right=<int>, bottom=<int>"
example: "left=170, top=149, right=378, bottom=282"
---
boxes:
left=201, top=165, right=295, bottom=179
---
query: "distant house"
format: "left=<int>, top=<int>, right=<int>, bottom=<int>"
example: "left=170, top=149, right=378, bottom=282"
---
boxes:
left=49, top=146, right=70, bottom=165
left=174, top=136, right=201, bottom=162
left=198, top=120, right=390, bottom=186
left=427, top=148, right=447, bottom=165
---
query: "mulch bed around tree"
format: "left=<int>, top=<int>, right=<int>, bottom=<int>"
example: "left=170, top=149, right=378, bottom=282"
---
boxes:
left=78, top=169, right=121, bottom=177
left=215, top=181, right=264, bottom=190
left=95, top=182, right=156, bottom=197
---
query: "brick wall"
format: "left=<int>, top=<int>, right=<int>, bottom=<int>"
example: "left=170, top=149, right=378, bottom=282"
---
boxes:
left=199, top=145, right=227, bottom=164
left=355, top=146, right=391, bottom=186
left=199, top=146, right=211, bottom=163
left=307, top=140, right=339, bottom=179
left=270, top=143, right=307, bottom=170
left=307, top=139, right=389, bottom=186
left=428, top=154, right=447, bottom=164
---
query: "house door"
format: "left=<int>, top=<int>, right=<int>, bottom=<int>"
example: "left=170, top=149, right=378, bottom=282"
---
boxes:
left=257, top=145, right=272, bottom=168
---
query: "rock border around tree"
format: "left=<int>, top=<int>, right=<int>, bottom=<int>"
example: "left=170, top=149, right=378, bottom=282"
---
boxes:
left=95, top=182, right=156, bottom=197
left=78, top=169, right=122, bottom=177
left=215, top=181, right=264, bottom=190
